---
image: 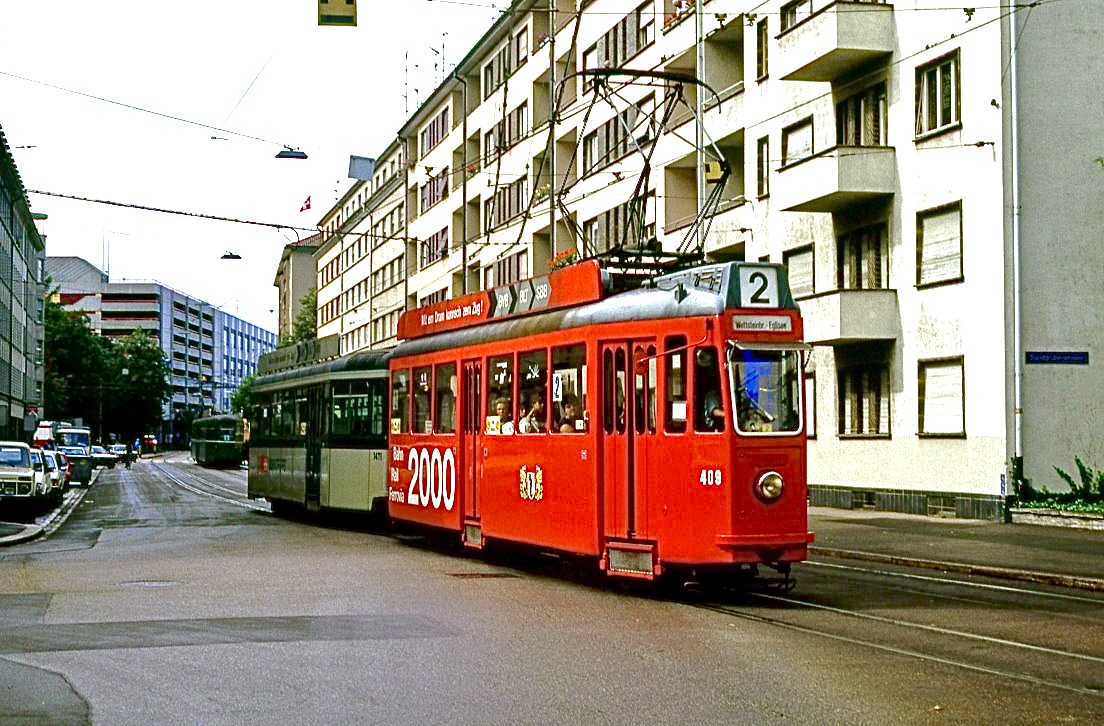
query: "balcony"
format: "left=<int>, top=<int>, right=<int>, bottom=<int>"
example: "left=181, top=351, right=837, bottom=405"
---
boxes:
left=799, top=288, right=899, bottom=345
left=777, top=2, right=895, bottom=82
left=775, top=145, right=896, bottom=213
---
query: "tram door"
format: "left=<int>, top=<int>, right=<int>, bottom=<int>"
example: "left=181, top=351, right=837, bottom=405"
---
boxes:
left=304, top=385, right=324, bottom=510
left=599, top=339, right=657, bottom=541
left=460, top=359, right=482, bottom=523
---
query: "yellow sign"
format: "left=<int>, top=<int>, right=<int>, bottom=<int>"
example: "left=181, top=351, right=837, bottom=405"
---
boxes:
left=318, top=0, right=356, bottom=27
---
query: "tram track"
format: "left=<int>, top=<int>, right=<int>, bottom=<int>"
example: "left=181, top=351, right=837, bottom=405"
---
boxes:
left=149, top=459, right=269, bottom=513
left=696, top=561, right=1104, bottom=699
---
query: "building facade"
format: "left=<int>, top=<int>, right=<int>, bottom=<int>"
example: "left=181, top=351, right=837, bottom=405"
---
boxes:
left=273, top=232, right=321, bottom=343
left=0, top=125, right=46, bottom=440
left=47, top=257, right=277, bottom=445
left=303, top=0, right=1102, bottom=519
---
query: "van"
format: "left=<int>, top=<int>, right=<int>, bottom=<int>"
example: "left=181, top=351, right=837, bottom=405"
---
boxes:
left=0, top=442, right=41, bottom=504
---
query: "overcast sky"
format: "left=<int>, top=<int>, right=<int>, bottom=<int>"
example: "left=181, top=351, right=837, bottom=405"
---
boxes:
left=1, top=0, right=500, bottom=331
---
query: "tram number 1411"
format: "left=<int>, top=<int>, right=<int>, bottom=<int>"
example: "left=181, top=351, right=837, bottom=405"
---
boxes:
left=397, top=447, right=457, bottom=511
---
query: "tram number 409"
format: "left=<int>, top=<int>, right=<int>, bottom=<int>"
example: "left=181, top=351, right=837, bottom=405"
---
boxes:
left=392, top=447, right=457, bottom=511
left=700, top=468, right=724, bottom=487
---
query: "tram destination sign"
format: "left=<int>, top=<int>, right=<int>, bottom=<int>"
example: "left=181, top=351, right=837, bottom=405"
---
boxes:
left=398, top=261, right=605, bottom=339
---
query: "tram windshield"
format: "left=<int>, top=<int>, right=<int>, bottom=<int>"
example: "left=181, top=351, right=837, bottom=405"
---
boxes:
left=727, top=345, right=803, bottom=435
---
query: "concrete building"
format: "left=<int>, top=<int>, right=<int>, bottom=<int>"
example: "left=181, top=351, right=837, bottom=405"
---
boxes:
left=47, top=257, right=277, bottom=445
left=302, top=0, right=1102, bottom=519
left=0, top=125, right=46, bottom=440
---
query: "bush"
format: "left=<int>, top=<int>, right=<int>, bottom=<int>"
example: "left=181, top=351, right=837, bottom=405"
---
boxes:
left=1015, top=458, right=1104, bottom=513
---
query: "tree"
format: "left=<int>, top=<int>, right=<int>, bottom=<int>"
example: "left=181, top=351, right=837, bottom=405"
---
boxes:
left=281, top=287, right=317, bottom=347
left=106, top=331, right=172, bottom=443
left=43, top=300, right=105, bottom=426
left=230, top=373, right=255, bottom=416
left=44, top=299, right=171, bottom=442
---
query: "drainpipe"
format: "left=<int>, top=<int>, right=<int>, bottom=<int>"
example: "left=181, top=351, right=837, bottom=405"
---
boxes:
left=455, top=73, right=469, bottom=295
left=1009, top=3, right=1024, bottom=517
left=400, top=134, right=411, bottom=320
left=548, top=0, right=557, bottom=257
left=695, top=0, right=705, bottom=250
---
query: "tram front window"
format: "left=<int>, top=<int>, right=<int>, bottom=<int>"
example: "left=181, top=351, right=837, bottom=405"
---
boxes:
left=728, top=346, right=803, bottom=434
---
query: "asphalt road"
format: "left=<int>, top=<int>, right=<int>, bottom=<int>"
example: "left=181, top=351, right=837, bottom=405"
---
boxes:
left=1, top=453, right=1101, bottom=725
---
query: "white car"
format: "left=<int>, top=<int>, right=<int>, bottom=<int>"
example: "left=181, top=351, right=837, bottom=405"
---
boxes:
left=27, top=448, right=51, bottom=502
left=42, top=450, right=65, bottom=505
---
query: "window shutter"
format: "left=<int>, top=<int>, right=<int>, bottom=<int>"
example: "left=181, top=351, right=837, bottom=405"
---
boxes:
left=919, top=206, right=961, bottom=284
left=921, top=361, right=963, bottom=434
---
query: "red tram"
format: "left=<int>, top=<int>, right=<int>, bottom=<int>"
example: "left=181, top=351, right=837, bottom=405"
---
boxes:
left=387, top=260, right=813, bottom=585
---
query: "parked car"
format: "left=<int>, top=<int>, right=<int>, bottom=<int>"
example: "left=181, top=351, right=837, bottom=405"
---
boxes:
left=41, top=450, right=64, bottom=505
left=89, top=445, right=118, bottom=469
left=28, top=448, right=51, bottom=501
left=58, top=446, right=93, bottom=486
left=0, top=441, right=38, bottom=506
left=55, top=450, right=73, bottom=489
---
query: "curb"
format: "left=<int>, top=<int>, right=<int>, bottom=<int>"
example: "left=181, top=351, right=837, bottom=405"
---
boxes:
left=809, top=546, right=1104, bottom=593
left=0, top=467, right=100, bottom=546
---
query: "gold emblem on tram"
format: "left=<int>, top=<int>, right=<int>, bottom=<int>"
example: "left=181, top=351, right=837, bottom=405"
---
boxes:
left=519, top=466, right=544, bottom=501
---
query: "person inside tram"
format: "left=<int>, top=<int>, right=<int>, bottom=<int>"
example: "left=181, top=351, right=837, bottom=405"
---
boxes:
left=494, top=397, right=515, bottom=435
left=517, top=391, right=546, bottom=433
left=556, top=395, right=581, bottom=433
left=436, top=377, right=457, bottom=433
left=695, top=348, right=726, bottom=432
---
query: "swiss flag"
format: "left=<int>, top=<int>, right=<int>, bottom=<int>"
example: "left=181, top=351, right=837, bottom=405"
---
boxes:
left=300, top=196, right=311, bottom=212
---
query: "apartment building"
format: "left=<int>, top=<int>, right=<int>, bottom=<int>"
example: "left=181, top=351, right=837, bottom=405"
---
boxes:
left=317, top=144, right=408, bottom=352
left=273, top=232, right=321, bottom=342
left=47, top=257, right=277, bottom=443
left=0, top=125, right=46, bottom=440
left=309, top=0, right=1102, bottom=519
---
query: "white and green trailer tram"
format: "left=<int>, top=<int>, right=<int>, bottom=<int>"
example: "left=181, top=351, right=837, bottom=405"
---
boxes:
left=247, top=348, right=390, bottom=519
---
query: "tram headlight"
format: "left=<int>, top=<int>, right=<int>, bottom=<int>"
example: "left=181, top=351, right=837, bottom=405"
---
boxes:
left=755, top=471, right=784, bottom=501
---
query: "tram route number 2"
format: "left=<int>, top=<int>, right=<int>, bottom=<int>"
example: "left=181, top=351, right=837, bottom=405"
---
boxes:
left=391, top=446, right=457, bottom=511
left=700, top=468, right=723, bottom=487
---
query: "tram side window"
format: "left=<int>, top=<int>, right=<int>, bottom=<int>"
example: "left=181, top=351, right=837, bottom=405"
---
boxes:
left=435, top=362, right=457, bottom=433
left=665, top=335, right=688, bottom=433
left=391, top=370, right=410, bottom=434
left=412, top=367, right=432, bottom=434
left=633, top=345, right=657, bottom=434
left=486, top=354, right=515, bottom=434
left=331, top=380, right=384, bottom=440
left=552, top=344, right=587, bottom=433
left=517, top=350, right=548, bottom=434
left=694, top=346, right=725, bottom=432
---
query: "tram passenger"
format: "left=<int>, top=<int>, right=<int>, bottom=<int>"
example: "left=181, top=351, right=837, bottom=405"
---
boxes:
left=517, top=392, right=546, bottom=433
left=556, top=395, right=581, bottom=433
left=494, top=397, right=516, bottom=435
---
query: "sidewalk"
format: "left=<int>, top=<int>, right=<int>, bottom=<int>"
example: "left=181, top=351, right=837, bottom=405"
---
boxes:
left=808, top=506, right=1104, bottom=592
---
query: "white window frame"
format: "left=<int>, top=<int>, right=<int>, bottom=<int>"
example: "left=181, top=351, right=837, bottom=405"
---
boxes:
left=915, top=51, right=960, bottom=137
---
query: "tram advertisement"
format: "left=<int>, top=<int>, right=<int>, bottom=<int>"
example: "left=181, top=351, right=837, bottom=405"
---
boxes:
left=389, top=445, right=459, bottom=522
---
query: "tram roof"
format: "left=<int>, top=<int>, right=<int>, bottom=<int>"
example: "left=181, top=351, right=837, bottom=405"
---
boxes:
left=391, top=261, right=799, bottom=359
left=252, top=347, right=391, bottom=392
